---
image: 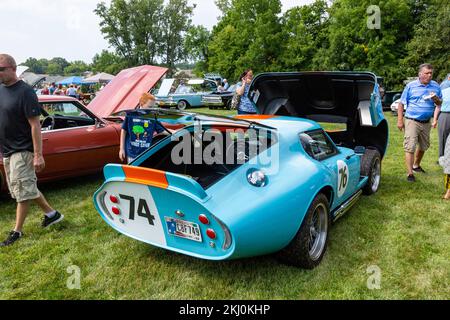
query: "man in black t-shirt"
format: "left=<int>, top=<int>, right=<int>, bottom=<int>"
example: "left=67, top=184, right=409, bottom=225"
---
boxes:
left=0, top=54, right=64, bottom=247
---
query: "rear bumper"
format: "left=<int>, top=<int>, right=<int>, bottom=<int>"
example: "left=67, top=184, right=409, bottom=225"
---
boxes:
left=202, top=101, right=224, bottom=107
left=156, top=101, right=177, bottom=107
left=93, top=164, right=235, bottom=260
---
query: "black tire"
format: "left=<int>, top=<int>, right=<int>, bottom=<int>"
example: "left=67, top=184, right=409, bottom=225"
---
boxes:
left=177, top=100, right=189, bottom=110
left=361, top=148, right=381, bottom=195
left=277, top=193, right=330, bottom=269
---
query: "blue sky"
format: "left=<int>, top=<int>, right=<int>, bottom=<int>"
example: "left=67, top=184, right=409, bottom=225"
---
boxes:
left=0, top=0, right=313, bottom=64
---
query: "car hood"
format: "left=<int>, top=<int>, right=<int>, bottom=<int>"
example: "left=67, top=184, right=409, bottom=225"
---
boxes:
left=87, top=65, right=168, bottom=118
left=249, top=71, right=379, bottom=121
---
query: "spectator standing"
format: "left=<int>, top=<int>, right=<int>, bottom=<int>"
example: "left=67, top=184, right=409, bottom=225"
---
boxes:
left=66, top=84, right=77, bottom=98
left=40, top=85, right=49, bottom=95
left=0, top=54, right=63, bottom=247
left=397, top=63, right=442, bottom=182
left=236, top=69, right=257, bottom=115
left=438, top=73, right=450, bottom=158
left=439, top=134, right=450, bottom=200
left=49, top=83, right=56, bottom=95
left=54, top=84, right=63, bottom=95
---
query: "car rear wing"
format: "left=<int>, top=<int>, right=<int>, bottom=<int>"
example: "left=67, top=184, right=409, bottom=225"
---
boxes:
left=103, top=164, right=209, bottom=202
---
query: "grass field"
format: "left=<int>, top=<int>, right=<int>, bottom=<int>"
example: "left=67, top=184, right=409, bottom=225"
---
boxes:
left=0, top=108, right=448, bottom=300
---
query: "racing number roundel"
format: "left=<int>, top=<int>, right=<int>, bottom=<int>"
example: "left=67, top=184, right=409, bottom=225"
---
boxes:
left=337, top=160, right=349, bottom=198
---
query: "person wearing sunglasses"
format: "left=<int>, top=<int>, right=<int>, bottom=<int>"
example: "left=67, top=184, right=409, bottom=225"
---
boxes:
left=0, top=54, right=63, bottom=247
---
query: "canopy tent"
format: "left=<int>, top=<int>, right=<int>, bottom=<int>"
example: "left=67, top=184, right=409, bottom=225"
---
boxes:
left=82, top=72, right=115, bottom=84
left=57, top=76, right=85, bottom=85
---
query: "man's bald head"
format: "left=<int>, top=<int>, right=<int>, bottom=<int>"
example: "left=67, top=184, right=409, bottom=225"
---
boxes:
left=0, top=54, right=19, bottom=85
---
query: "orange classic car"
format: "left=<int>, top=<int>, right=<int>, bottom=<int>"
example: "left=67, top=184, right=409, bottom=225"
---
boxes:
left=1, top=65, right=170, bottom=194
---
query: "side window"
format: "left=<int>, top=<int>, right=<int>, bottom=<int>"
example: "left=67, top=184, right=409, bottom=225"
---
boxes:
left=40, top=102, right=86, bottom=117
left=299, top=130, right=338, bottom=161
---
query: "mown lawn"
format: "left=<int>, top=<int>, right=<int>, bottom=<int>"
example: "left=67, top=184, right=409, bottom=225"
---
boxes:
left=0, top=108, right=448, bottom=300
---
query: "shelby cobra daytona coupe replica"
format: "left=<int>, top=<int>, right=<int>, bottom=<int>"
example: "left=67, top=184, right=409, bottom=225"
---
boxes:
left=93, top=71, right=388, bottom=269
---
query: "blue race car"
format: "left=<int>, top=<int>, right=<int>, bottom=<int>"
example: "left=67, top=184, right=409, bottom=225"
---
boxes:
left=93, top=71, right=388, bottom=269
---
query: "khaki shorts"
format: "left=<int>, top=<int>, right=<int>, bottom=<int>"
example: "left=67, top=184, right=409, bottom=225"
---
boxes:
left=403, top=118, right=431, bottom=153
left=3, top=151, right=40, bottom=202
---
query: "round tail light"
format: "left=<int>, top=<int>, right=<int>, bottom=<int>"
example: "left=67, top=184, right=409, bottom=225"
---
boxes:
left=199, top=214, right=209, bottom=225
left=112, top=206, right=121, bottom=216
left=206, top=229, right=216, bottom=239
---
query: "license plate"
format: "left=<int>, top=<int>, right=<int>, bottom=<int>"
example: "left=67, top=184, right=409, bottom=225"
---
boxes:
left=165, top=217, right=202, bottom=242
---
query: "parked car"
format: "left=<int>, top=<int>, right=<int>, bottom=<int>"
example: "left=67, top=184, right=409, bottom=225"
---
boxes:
left=202, top=84, right=237, bottom=110
left=93, top=71, right=388, bottom=269
left=156, top=79, right=217, bottom=110
left=1, top=65, right=171, bottom=194
left=382, top=91, right=402, bottom=111
left=390, top=98, right=404, bottom=114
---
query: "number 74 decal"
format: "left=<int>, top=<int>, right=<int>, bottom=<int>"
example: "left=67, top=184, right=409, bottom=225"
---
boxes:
left=119, top=194, right=156, bottom=226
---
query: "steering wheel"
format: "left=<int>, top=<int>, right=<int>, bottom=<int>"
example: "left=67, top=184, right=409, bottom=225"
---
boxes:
left=41, top=115, right=55, bottom=130
left=225, top=140, right=251, bottom=167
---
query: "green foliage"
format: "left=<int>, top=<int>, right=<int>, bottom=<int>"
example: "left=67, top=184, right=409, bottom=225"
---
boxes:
left=198, top=0, right=448, bottom=89
left=64, top=61, right=90, bottom=76
left=91, top=50, right=128, bottom=75
left=21, top=57, right=88, bottom=76
left=184, top=25, right=211, bottom=74
left=207, top=0, right=284, bottom=82
left=95, top=0, right=194, bottom=76
left=279, top=0, right=329, bottom=71
left=22, top=57, right=70, bottom=75
left=95, top=0, right=164, bottom=66
left=160, top=0, right=196, bottom=75
left=402, top=0, right=450, bottom=82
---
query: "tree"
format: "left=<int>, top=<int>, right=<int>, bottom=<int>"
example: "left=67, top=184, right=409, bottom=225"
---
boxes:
left=91, top=50, right=127, bottom=75
left=215, top=0, right=232, bottom=15
left=280, top=0, right=329, bottom=71
left=95, top=0, right=164, bottom=66
left=402, top=0, right=450, bottom=82
left=64, top=61, right=90, bottom=76
left=160, top=0, right=196, bottom=75
left=184, top=25, right=211, bottom=74
left=22, top=57, right=46, bottom=74
left=322, top=0, right=416, bottom=88
left=207, top=0, right=284, bottom=81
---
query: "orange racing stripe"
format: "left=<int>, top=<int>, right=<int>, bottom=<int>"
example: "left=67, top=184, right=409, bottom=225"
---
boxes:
left=122, top=166, right=169, bottom=189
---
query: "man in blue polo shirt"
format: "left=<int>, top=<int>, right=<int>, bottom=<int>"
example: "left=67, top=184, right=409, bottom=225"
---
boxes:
left=397, top=63, right=442, bottom=182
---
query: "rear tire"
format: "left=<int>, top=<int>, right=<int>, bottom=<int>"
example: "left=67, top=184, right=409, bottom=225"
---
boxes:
left=277, top=193, right=330, bottom=269
left=361, top=148, right=381, bottom=195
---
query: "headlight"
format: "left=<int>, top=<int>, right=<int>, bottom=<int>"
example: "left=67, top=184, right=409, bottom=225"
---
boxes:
left=247, top=169, right=267, bottom=187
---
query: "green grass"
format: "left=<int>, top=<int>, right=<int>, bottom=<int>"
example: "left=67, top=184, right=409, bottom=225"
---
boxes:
left=0, top=109, right=449, bottom=299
